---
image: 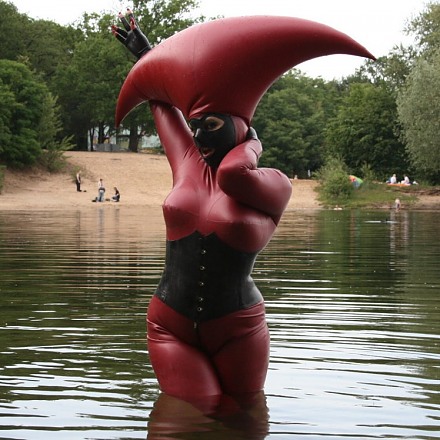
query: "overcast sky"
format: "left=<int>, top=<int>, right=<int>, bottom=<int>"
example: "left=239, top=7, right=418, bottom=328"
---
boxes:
left=9, top=0, right=424, bottom=79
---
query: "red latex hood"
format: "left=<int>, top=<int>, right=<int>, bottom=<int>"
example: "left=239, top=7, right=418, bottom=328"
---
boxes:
left=116, top=15, right=374, bottom=126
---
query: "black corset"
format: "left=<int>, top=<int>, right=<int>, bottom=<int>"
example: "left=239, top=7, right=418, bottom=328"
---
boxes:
left=155, top=231, right=262, bottom=322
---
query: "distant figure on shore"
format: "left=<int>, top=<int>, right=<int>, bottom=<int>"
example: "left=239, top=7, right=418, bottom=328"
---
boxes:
left=112, top=187, right=120, bottom=202
left=75, top=170, right=82, bottom=192
left=386, top=173, right=397, bottom=184
left=395, top=198, right=401, bottom=211
left=95, top=178, right=105, bottom=202
left=401, top=175, right=411, bottom=185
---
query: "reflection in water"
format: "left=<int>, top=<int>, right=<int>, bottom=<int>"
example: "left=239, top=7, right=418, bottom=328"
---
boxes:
left=0, top=208, right=439, bottom=439
left=147, top=391, right=269, bottom=439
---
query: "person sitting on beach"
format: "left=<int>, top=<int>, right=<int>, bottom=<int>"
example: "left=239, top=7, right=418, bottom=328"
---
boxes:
left=387, top=173, right=397, bottom=184
left=401, top=175, right=411, bottom=185
left=112, top=187, right=120, bottom=202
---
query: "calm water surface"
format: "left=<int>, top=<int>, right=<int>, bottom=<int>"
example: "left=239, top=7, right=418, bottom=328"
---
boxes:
left=0, top=207, right=439, bottom=439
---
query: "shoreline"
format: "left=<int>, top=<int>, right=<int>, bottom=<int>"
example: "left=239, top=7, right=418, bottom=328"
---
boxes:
left=0, top=151, right=322, bottom=212
left=1, top=151, right=439, bottom=212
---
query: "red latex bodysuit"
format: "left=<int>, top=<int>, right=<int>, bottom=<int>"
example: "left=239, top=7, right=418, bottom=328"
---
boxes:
left=146, top=102, right=292, bottom=398
left=113, top=14, right=374, bottom=402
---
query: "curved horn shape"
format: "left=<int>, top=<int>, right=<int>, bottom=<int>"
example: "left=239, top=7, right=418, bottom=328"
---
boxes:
left=116, top=15, right=374, bottom=126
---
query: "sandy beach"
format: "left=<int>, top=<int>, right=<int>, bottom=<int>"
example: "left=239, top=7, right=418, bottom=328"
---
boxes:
left=0, top=151, right=322, bottom=211
left=2, top=151, right=439, bottom=211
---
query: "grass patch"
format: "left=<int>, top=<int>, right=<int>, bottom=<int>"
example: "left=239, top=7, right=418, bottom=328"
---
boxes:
left=350, top=183, right=417, bottom=208
left=318, top=181, right=421, bottom=209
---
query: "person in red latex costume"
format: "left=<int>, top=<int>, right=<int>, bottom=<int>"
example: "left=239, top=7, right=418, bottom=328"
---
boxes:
left=146, top=105, right=292, bottom=399
left=112, top=10, right=374, bottom=403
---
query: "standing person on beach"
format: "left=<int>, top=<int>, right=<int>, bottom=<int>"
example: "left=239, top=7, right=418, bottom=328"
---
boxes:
left=113, top=10, right=374, bottom=405
left=75, top=170, right=82, bottom=192
left=97, top=178, right=105, bottom=202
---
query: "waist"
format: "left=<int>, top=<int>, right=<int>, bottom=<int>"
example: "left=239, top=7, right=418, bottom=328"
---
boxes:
left=155, top=231, right=262, bottom=321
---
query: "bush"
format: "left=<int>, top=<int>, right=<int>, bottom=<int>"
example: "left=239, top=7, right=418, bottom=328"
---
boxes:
left=39, top=136, right=74, bottom=173
left=359, top=162, right=376, bottom=185
left=315, top=156, right=354, bottom=204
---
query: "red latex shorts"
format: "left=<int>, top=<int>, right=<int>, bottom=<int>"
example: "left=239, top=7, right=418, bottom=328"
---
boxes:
left=147, top=295, right=270, bottom=398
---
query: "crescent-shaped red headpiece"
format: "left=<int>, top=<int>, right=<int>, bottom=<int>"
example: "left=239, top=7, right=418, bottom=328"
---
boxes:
left=116, top=15, right=374, bottom=126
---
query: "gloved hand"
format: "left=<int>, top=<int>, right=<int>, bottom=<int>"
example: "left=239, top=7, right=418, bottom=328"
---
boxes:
left=111, top=9, right=151, bottom=59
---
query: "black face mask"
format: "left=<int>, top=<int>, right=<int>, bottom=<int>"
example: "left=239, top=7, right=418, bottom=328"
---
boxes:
left=188, top=113, right=236, bottom=168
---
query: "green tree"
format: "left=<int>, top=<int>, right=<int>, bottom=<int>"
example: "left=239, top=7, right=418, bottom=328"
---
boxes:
left=131, top=0, right=202, bottom=42
left=325, top=82, right=407, bottom=179
left=20, top=19, right=81, bottom=84
left=53, top=31, right=130, bottom=150
left=0, top=58, right=73, bottom=170
left=253, top=71, right=340, bottom=178
left=0, top=81, right=15, bottom=159
left=0, top=60, right=50, bottom=167
left=52, top=0, right=202, bottom=151
left=0, top=1, right=83, bottom=154
left=406, top=1, right=440, bottom=57
left=0, top=1, right=27, bottom=60
left=397, top=50, right=440, bottom=183
left=37, top=92, right=74, bottom=172
left=0, top=2, right=80, bottom=84
left=357, top=45, right=416, bottom=92
left=395, top=1, right=440, bottom=183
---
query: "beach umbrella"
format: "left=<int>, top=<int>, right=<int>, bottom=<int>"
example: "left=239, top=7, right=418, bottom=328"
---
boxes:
left=349, top=175, right=363, bottom=188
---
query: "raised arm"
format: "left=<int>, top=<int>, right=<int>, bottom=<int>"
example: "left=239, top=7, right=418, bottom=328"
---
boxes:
left=217, top=137, right=292, bottom=222
left=149, top=101, right=196, bottom=173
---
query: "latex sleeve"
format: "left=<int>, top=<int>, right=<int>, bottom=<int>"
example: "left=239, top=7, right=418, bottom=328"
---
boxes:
left=149, top=101, right=195, bottom=173
left=217, top=141, right=292, bottom=222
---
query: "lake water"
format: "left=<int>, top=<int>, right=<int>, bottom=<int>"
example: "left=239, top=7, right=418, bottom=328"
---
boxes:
left=0, top=207, right=439, bottom=439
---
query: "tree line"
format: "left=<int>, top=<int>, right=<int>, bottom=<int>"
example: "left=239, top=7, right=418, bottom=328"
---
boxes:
left=1, top=0, right=439, bottom=183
